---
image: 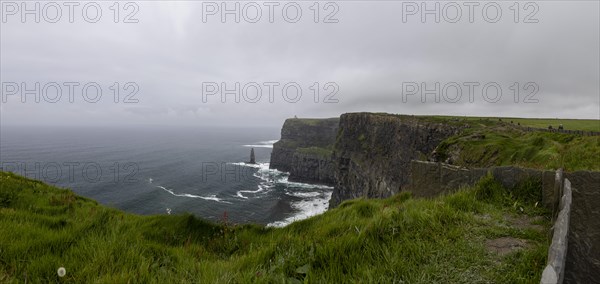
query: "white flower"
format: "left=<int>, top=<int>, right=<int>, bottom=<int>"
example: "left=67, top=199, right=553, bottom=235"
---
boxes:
left=57, top=267, right=66, bottom=277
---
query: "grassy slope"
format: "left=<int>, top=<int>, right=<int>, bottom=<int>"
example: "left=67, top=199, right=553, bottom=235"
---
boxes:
left=432, top=116, right=600, bottom=132
left=432, top=120, right=600, bottom=171
left=1, top=171, right=549, bottom=283
left=290, top=118, right=340, bottom=127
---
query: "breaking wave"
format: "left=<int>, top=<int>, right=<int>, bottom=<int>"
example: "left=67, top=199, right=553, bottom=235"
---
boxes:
left=157, top=185, right=232, bottom=204
left=230, top=161, right=333, bottom=227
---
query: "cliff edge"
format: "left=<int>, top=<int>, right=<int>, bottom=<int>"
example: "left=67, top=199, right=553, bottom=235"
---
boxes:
left=329, top=113, right=463, bottom=207
left=269, top=117, right=339, bottom=185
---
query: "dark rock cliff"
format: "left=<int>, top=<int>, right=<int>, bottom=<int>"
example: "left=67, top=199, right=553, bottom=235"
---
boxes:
left=270, top=113, right=600, bottom=281
left=563, top=171, right=600, bottom=283
left=269, top=118, right=339, bottom=185
left=289, top=152, right=336, bottom=185
left=329, top=113, right=463, bottom=207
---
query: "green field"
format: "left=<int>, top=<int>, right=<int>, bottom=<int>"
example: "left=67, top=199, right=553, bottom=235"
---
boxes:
left=287, top=117, right=340, bottom=127
left=431, top=116, right=600, bottom=132
left=503, top=117, right=599, bottom=132
left=0, top=171, right=549, bottom=283
left=432, top=120, right=600, bottom=172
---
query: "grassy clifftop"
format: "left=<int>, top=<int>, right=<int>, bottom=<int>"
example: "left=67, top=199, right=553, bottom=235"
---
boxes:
left=433, top=116, right=600, bottom=132
left=1, top=171, right=549, bottom=283
left=432, top=120, right=600, bottom=171
left=278, top=118, right=339, bottom=148
left=284, top=118, right=340, bottom=127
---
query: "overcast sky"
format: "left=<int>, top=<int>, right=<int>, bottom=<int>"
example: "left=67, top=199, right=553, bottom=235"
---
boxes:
left=1, top=1, right=598, bottom=127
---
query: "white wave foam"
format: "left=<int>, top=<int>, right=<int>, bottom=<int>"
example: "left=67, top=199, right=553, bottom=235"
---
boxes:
left=148, top=178, right=153, bottom=184
left=278, top=176, right=334, bottom=190
left=235, top=184, right=271, bottom=199
left=226, top=162, right=283, bottom=200
left=243, top=139, right=279, bottom=148
left=236, top=191, right=249, bottom=199
left=232, top=163, right=328, bottom=189
left=286, top=190, right=322, bottom=198
left=267, top=191, right=332, bottom=228
left=229, top=162, right=262, bottom=169
left=227, top=160, right=333, bottom=227
left=251, top=163, right=288, bottom=184
left=157, top=185, right=232, bottom=204
left=230, top=161, right=332, bottom=201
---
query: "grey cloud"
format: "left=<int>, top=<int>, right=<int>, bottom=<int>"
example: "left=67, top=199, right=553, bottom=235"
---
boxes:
left=1, top=1, right=598, bottom=127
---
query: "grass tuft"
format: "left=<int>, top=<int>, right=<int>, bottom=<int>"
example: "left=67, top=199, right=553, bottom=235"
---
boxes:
left=0, top=171, right=550, bottom=282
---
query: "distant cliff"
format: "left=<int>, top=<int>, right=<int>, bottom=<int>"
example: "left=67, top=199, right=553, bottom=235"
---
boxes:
left=269, top=113, right=600, bottom=282
left=271, top=113, right=598, bottom=208
left=269, top=118, right=339, bottom=185
left=329, top=113, right=463, bottom=207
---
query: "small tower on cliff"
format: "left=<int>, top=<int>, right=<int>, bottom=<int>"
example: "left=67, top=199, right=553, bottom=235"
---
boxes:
left=249, top=148, right=256, bottom=164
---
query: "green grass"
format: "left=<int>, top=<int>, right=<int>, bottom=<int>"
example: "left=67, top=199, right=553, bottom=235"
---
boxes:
left=338, top=113, right=599, bottom=171
left=0, top=171, right=550, bottom=283
left=286, top=117, right=340, bottom=127
left=433, top=121, right=600, bottom=171
left=501, top=117, right=599, bottom=132
left=275, top=139, right=301, bottom=149
left=431, top=115, right=599, bottom=132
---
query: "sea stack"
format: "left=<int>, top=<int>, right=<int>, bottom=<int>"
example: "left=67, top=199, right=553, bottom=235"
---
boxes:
left=249, top=148, right=256, bottom=164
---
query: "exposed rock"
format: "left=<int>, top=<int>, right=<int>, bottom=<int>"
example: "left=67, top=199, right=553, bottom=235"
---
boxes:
left=268, top=113, right=600, bottom=282
left=270, top=118, right=339, bottom=185
left=329, top=113, right=463, bottom=207
left=563, top=171, right=600, bottom=283
left=541, top=265, right=558, bottom=284
left=289, top=152, right=335, bottom=185
left=249, top=148, right=256, bottom=164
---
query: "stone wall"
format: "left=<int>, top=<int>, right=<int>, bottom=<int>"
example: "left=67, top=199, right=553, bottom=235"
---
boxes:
left=406, top=160, right=600, bottom=284
left=541, top=169, right=571, bottom=284
left=405, top=160, right=556, bottom=209
left=562, top=171, right=600, bottom=283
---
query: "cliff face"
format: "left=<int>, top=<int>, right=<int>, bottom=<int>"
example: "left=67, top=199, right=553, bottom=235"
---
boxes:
left=329, top=113, right=463, bottom=207
left=289, top=152, right=335, bottom=185
left=270, top=118, right=339, bottom=185
left=269, top=113, right=600, bottom=281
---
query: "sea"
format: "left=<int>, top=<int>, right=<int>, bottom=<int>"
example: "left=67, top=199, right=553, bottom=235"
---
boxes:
left=0, top=126, right=333, bottom=227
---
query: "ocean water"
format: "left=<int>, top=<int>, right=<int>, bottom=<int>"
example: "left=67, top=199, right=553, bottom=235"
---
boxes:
left=0, top=126, right=332, bottom=226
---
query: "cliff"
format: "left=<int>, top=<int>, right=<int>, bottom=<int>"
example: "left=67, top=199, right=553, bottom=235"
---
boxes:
left=329, top=113, right=463, bottom=207
left=269, top=118, right=339, bottom=185
left=268, top=112, right=600, bottom=282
